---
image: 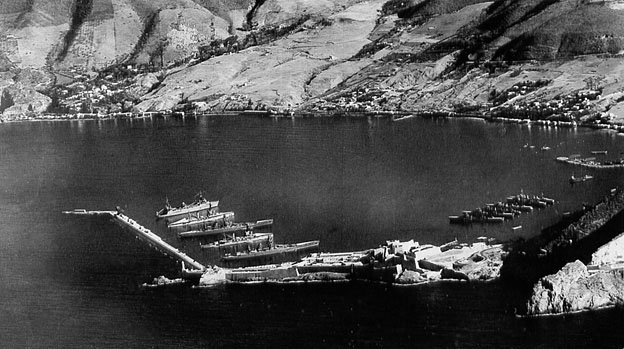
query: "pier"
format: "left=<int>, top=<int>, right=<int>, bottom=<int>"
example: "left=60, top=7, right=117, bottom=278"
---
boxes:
left=63, top=209, right=206, bottom=271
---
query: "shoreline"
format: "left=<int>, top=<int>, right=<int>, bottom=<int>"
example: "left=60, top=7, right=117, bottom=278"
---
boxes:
left=519, top=299, right=621, bottom=318
left=3, top=109, right=624, bottom=133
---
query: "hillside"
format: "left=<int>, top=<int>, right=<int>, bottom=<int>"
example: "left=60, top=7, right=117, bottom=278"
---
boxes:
left=1, top=0, right=624, bottom=124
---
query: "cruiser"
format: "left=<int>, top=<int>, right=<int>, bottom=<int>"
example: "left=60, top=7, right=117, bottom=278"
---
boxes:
left=167, top=211, right=235, bottom=233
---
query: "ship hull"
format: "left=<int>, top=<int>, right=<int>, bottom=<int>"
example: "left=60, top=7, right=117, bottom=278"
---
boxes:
left=156, top=200, right=219, bottom=223
left=167, top=212, right=235, bottom=233
left=178, top=219, right=273, bottom=239
left=221, top=240, right=320, bottom=268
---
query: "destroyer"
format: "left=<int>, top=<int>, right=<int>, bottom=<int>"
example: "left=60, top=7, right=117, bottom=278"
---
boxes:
left=449, top=193, right=554, bottom=225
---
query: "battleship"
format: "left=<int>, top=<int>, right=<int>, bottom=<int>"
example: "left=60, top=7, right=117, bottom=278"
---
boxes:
left=156, top=192, right=219, bottom=222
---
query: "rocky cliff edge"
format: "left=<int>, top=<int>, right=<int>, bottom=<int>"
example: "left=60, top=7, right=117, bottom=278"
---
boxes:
left=527, top=231, right=624, bottom=316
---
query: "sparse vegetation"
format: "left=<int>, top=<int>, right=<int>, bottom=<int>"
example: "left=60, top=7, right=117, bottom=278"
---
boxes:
left=397, top=0, right=491, bottom=19
left=194, top=15, right=312, bottom=64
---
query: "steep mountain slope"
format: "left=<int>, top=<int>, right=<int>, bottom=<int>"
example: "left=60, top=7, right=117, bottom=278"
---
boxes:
left=136, top=0, right=385, bottom=112
left=299, top=0, right=624, bottom=122
left=495, top=6, right=624, bottom=60
left=1, top=0, right=624, bottom=123
left=0, top=0, right=255, bottom=70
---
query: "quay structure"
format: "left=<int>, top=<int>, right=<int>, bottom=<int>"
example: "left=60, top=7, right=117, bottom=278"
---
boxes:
left=64, top=209, right=505, bottom=286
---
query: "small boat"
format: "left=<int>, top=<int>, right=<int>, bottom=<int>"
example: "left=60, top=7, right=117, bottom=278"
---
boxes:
left=392, top=114, right=415, bottom=122
left=511, top=204, right=533, bottom=212
left=142, top=276, right=189, bottom=288
left=538, top=196, right=555, bottom=205
left=167, top=211, right=235, bottom=232
left=569, top=174, right=593, bottom=184
left=156, top=193, right=219, bottom=223
left=449, top=214, right=471, bottom=224
left=501, top=212, right=515, bottom=220
left=485, top=216, right=504, bottom=224
left=591, top=150, right=608, bottom=155
left=541, top=146, right=551, bottom=151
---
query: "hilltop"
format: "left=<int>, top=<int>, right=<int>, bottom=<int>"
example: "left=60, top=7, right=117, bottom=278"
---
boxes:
left=1, top=0, right=624, bottom=125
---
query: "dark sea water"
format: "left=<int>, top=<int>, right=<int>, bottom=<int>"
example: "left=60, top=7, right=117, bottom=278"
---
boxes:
left=1, top=115, right=624, bottom=348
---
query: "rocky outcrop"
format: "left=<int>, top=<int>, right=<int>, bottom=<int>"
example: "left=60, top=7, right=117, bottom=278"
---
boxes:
left=0, top=83, right=52, bottom=116
left=126, top=72, right=161, bottom=99
left=526, top=216, right=624, bottom=316
left=591, top=232, right=624, bottom=267
left=13, top=68, right=55, bottom=92
left=395, top=270, right=427, bottom=284
left=526, top=260, right=624, bottom=315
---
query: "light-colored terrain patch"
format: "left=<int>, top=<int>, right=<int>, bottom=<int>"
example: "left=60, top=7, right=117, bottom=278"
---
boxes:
left=228, top=9, right=248, bottom=36
left=331, top=0, right=383, bottom=21
left=92, top=18, right=117, bottom=68
left=14, top=24, right=68, bottom=67
left=307, top=59, right=372, bottom=97
left=396, top=2, right=491, bottom=52
left=112, top=0, right=142, bottom=60
left=405, top=2, right=491, bottom=41
left=608, top=1, right=624, bottom=10
left=158, top=8, right=232, bottom=64
left=254, top=0, right=337, bottom=26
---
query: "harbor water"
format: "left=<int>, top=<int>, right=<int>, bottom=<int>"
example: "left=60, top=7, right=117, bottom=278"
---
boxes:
left=1, top=115, right=624, bottom=348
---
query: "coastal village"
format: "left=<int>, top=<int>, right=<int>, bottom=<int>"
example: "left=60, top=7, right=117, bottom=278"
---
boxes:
left=1, top=0, right=624, bottom=131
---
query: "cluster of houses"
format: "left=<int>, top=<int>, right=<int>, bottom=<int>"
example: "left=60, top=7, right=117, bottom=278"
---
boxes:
left=490, top=85, right=603, bottom=123
left=308, top=88, right=393, bottom=113
left=51, top=65, right=148, bottom=114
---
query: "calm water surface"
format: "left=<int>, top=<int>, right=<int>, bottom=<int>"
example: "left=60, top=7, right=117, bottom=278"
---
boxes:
left=1, top=115, right=624, bottom=348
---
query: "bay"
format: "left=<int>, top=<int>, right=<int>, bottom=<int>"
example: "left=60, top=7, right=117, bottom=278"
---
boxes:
left=1, top=115, right=623, bottom=348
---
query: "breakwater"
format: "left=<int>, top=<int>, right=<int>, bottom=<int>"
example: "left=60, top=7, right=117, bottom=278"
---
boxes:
left=63, top=209, right=206, bottom=271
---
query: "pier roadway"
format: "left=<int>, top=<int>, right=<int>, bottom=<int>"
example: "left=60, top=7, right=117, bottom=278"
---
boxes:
left=63, top=209, right=206, bottom=271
